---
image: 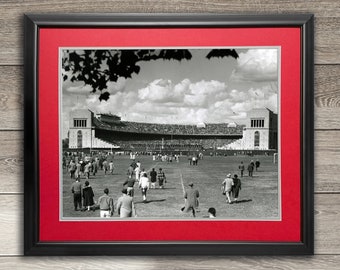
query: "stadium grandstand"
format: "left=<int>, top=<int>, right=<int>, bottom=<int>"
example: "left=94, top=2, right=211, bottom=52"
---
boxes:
left=67, top=108, right=277, bottom=154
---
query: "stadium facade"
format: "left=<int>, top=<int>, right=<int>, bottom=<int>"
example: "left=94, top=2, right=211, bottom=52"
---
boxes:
left=220, top=108, right=278, bottom=150
left=68, top=108, right=277, bottom=152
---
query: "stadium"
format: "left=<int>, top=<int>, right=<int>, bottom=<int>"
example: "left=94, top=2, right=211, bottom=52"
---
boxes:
left=63, top=107, right=279, bottom=220
left=66, top=107, right=277, bottom=155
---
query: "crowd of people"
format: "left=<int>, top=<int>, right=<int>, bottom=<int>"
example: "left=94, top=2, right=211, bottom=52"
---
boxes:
left=95, top=136, right=237, bottom=153
left=238, top=159, right=261, bottom=178
left=95, top=117, right=244, bottom=136
left=68, top=155, right=170, bottom=218
left=67, top=151, right=261, bottom=219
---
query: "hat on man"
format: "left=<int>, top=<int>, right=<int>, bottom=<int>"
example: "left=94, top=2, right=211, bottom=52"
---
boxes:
left=227, top=173, right=232, bottom=178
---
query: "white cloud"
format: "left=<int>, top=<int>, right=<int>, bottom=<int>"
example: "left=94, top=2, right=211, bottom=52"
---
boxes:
left=229, top=89, right=247, bottom=102
left=230, top=49, right=278, bottom=82
left=62, top=77, right=277, bottom=137
left=106, top=77, right=127, bottom=93
left=84, top=78, right=231, bottom=124
left=65, top=77, right=127, bottom=95
left=138, top=79, right=174, bottom=102
left=66, top=84, right=93, bottom=94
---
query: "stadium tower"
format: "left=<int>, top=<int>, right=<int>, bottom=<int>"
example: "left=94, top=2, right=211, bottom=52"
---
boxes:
left=68, top=109, right=118, bottom=150
left=242, top=108, right=278, bottom=150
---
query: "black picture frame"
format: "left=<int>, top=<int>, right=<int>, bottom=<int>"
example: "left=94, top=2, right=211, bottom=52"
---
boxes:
left=24, top=13, right=314, bottom=256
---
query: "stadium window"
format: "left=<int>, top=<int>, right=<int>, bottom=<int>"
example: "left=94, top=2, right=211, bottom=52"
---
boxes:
left=251, top=119, right=264, bottom=128
left=254, top=131, right=260, bottom=147
left=77, top=130, right=82, bottom=148
left=74, top=119, right=87, bottom=127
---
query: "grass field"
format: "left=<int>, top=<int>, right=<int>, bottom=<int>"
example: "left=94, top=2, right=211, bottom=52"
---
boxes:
left=62, top=154, right=279, bottom=220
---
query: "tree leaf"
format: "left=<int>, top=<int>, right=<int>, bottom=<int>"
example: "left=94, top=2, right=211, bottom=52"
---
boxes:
left=99, top=92, right=110, bottom=102
left=206, top=49, right=239, bottom=59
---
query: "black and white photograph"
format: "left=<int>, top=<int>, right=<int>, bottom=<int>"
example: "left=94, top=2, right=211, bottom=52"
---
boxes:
left=60, top=47, right=280, bottom=220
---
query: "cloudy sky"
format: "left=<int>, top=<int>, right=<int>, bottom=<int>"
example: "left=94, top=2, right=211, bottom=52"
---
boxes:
left=61, top=48, right=279, bottom=138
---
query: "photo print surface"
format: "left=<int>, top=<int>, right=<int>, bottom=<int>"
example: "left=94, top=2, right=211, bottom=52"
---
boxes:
left=60, top=47, right=280, bottom=221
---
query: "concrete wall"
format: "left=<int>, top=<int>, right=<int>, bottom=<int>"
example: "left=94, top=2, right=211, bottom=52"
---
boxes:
left=69, top=110, right=92, bottom=148
left=240, top=108, right=277, bottom=150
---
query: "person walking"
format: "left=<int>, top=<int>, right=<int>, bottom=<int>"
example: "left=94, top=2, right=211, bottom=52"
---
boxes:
left=68, top=160, right=76, bottom=179
left=192, top=155, right=197, bottom=166
left=71, top=178, right=82, bottom=211
left=127, top=165, right=134, bottom=179
left=130, top=160, right=137, bottom=171
left=109, top=161, right=114, bottom=174
left=123, top=176, right=136, bottom=197
left=139, top=168, right=146, bottom=180
left=247, top=162, right=254, bottom=177
left=84, top=161, right=91, bottom=179
left=102, top=160, right=108, bottom=175
left=188, top=154, right=192, bottom=165
left=150, top=168, right=157, bottom=189
left=117, top=188, right=136, bottom=218
left=139, top=172, right=150, bottom=202
left=135, top=164, right=141, bottom=181
left=238, top=161, right=245, bottom=177
left=232, top=174, right=242, bottom=203
left=157, top=168, right=166, bottom=189
left=92, top=158, right=98, bottom=176
left=255, top=159, right=261, bottom=171
left=75, top=161, right=81, bottom=180
left=182, top=182, right=200, bottom=217
left=82, top=180, right=95, bottom=211
left=98, top=188, right=114, bottom=218
left=221, top=173, right=234, bottom=204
